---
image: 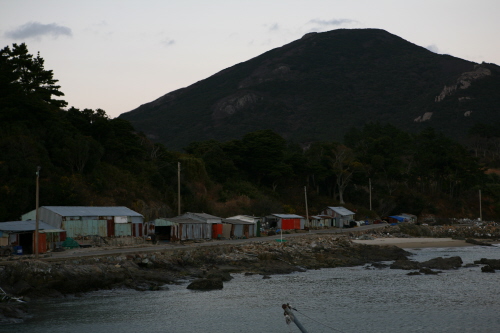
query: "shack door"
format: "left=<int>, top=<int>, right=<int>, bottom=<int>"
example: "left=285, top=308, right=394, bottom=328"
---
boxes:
left=19, top=233, right=33, bottom=254
left=106, top=217, right=115, bottom=237
left=34, top=232, right=47, bottom=254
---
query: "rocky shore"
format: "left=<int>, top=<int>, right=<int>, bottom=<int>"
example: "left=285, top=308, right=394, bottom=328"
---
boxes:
left=0, top=229, right=498, bottom=324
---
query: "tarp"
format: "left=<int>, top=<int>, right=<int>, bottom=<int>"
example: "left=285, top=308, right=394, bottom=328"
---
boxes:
left=62, top=237, right=80, bottom=249
left=389, top=216, right=405, bottom=222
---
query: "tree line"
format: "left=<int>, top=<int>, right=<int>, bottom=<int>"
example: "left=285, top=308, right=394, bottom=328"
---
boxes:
left=1, top=43, right=499, bottom=223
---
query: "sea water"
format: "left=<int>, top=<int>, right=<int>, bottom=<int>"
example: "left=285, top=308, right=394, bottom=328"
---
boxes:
left=2, top=245, right=500, bottom=333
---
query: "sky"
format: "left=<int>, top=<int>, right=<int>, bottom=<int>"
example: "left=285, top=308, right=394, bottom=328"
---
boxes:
left=1, top=0, right=499, bottom=119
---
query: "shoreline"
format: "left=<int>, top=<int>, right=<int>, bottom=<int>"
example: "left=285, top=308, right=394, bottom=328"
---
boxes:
left=1, top=232, right=499, bottom=324
left=351, top=237, right=492, bottom=248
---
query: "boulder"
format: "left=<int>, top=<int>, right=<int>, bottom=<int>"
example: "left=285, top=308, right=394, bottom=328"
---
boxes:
left=474, top=258, right=500, bottom=269
left=205, top=270, right=232, bottom=281
left=419, top=256, right=462, bottom=270
left=390, top=259, right=420, bottom=270
left=187, top=278, right=223, bottom=290
left=481, top=265, right=495, bottom=273
left=419, top=267, right=441, bottom=275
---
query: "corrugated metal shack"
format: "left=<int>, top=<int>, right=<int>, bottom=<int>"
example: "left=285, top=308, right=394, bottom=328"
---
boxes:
left=21, top=206, right=143, bottom=238
left=264, top=214, right=304, bottom=230
left=153, top=213, right=222, bottom=241
left=226, top=215, right=261, bottom=237
left=308, top=215, right=331, bottom=228
left=222, top=218, right=255, bottom=239
left=319, top=206, right=355, bottom=228
left=182, top=212, right=223, bottom=240
left=153, top=217, right=210, bottom=241
left=0, top=221, right=66, bottom=254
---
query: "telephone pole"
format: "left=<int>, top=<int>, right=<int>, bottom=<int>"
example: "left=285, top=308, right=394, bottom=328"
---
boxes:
left=479, top=189, right=482, bottom=222
left=304, top=186, right=309, bottom=228
left=35, top=166, right=41, bottom=259
left=369, top=178, right=372, bottom=211
left=178, top=162, right=181, bottom=216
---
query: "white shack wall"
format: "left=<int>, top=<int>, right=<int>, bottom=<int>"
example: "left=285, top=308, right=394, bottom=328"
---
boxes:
left=179, top=223, right=212, bottom=240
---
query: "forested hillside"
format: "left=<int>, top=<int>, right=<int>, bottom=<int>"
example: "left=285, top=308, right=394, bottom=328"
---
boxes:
left=120, top=29, right=500, bottom=151
left=2, top=43, right=500, bottom=223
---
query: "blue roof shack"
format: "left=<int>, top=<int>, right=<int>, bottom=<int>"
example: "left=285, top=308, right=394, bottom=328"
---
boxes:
left=388, top=215, right=407, bottom=224
left=22, top=206, right=143, bottom=238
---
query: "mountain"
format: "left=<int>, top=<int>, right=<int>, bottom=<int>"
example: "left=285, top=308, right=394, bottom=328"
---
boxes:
left=119, top=28, right=500, bottom=150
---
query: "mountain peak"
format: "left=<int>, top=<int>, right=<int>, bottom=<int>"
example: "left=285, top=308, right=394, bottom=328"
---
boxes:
left=120, top=29, right=499, bottom=151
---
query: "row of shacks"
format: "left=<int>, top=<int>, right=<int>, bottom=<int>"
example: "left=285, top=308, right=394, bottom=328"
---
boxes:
left=0, top=206, right=358, bottom=254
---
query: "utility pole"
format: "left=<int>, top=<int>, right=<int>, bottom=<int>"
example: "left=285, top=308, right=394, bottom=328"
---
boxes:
left=479, top=189, right=482, bottom=222
left=178, top=162, right=181, bottom=216
left=304, top=186, right=309, bottom=229
left=35, top=166, right=41, bottom=259
left=282, top=304, right=308, bottom=333
left=369, top=178, right=372, bottom=211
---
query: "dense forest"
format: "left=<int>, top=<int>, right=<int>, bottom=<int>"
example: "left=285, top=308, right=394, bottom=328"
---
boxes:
left=2, top=43, right=500, bottom=223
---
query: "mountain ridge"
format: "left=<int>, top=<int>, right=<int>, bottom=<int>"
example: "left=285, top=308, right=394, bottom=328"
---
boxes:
left=120, top=28, right=500, bottom=150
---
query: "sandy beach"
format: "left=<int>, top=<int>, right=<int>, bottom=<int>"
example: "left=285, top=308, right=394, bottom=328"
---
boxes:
left=351, top=237, right=473, bottom=248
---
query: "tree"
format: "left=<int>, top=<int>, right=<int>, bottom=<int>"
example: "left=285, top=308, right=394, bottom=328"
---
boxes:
left=329, top=144, right=361, bottom=204
left=239, top=130, right=292, bottom=189
left=0, top=43, right=66, bottom=109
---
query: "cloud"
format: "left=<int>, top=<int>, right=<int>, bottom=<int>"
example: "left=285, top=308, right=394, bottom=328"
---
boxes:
left=426, top=44, right=439, bottom=53
left=161, top=38, right=175, bottom=47
left=269, top=23, right=280, bottom=32
left=308, top=18, right=358, bottom=26
left=5, top=22, right=72, bottom=40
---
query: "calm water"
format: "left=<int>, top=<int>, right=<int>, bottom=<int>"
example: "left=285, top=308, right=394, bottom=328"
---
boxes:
left=2, top=245, right=500, bottom=333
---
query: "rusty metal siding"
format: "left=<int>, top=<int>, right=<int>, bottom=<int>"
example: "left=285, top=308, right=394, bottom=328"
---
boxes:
left=114, top=223, right=132, bottom=236
left=244, top=224, right=252, bottom=238
left=62, top=220, right=107, bottom=237
left=132, top=223, right=143, bottom=237
left=171, top=224, right=180, bottom=241
left=107, top=218, right=115, bottom=237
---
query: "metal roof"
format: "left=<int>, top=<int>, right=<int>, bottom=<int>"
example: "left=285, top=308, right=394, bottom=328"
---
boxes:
left=166, top=216, right=206, bottom=224
left=0, top=221, right=64, bottom=232
left=185, top=212, right=221, bottom=219
left=270, top=214, right=304, bottom=219
left=41, top=206, right=143, bottom=217
left=327, top=207, right=355, bottom=216
left=223, top=218, right=254, bottom=225
left=226, top=215, right=259, bottom=223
